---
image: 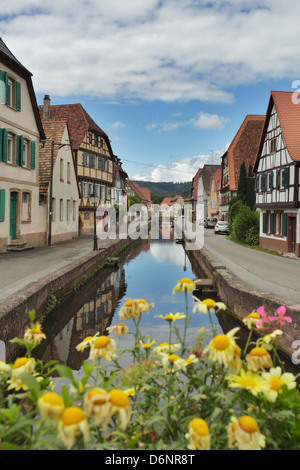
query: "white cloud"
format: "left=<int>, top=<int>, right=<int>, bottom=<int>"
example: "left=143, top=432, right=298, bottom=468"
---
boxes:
left=132, top=149, right=226, bottom=183
left=110, top=121, right=128, bottom=130
left=146, top=111, right=230, bottom=133
left=2, top=0, right=300, bottom=103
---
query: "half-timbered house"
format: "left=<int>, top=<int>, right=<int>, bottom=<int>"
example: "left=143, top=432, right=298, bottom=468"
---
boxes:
left=254, top=90, right=300, bottom=257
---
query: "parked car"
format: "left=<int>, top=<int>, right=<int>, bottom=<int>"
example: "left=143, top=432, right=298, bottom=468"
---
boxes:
left=204, top=217, right=218, bottom=228
left=214, top=221, right=229, bottom=234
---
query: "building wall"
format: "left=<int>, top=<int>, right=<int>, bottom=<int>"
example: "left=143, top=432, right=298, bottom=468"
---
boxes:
left=0, top=62, right=46, bottom=250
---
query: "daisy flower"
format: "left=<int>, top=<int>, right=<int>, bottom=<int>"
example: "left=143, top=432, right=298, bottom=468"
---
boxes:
left=262, top=366, right=297, bottom=402
left=203, top=327, right=240, bottom=368
left=76, top=334, right=98, bottom=353
left=153, top=342, right=181, bottom=354
left=172, top=278, right=196, bottom=294
left=24, top=323, right=46, bottom=344
left=246, top=347, right=273, bottom=372
left=89, top=336, right=116, bottom=361
left=226, top=368, right=269, bottom=396
left=155, top=312, right=186, bottom=322
left=38, top=392, right=65, bottom=422
left=0, top=361, right=11, bottom=374
left=256, top=329, right=283, bottom=351
left=139, top=339, right=156, bottom=350
left=108, top=389, right=131, bottom=431
left=193, top=298, right=226, bottom=314
left=186, top=418, right=210, bottom=450
left=58, top=407, right=90, bottom=450
left=83, top=388, right=111, bottom=426
left=242, top=312, right=261, bottom=329
left=106, top=322, right=129, bottom=337
left=228, top=415, right=265, bottom=450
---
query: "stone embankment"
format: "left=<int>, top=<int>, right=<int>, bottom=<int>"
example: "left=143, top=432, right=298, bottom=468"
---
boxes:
left=0, top=237, right=135, bottom=352
left=188, top=244, right=300, bottom=359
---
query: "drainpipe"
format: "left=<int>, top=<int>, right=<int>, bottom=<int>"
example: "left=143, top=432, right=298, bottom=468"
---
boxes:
left=48, top=140, right=54, bottom=246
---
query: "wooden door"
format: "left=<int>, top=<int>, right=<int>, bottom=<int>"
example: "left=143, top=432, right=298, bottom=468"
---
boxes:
left=10, top=192, right=17, bottom=240
left=287, top=216, right=296, bottom=253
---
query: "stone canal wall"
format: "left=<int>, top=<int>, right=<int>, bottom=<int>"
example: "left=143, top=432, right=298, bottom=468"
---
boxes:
left=0, top=237, right=135, bottom=352
left=188, top=245, right=300, bottom=359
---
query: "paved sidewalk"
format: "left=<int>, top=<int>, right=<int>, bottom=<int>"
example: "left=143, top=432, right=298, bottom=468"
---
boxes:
left=0, top=236, right=114, bottom=302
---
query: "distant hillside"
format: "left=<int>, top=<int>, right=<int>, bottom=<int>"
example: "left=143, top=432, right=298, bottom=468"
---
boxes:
left=132, top=180, right=191, bottom=202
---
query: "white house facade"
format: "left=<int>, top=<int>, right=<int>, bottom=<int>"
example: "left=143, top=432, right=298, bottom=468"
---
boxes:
left=254, top=91, right=300, bottom=257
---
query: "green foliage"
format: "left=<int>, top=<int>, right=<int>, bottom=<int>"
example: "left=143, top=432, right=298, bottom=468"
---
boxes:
left=132, top=180, right=191, bottom=199
left=237, top=162, right=248, bottom=202
left=231, top=205, right=259, bottom=245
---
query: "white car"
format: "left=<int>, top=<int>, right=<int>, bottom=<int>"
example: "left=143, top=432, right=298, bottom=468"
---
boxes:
left=214, top=221, right=229, bottom=234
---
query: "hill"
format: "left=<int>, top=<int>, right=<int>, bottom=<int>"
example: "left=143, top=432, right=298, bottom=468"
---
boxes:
left=132, top=181, right=191, bottom=201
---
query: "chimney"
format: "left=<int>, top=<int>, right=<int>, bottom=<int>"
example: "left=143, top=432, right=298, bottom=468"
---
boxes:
left=43, top=95, right=51, bottom=120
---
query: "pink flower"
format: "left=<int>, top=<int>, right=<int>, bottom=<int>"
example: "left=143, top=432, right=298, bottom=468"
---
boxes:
left=256, top=306, right=274, bottom=327
left=271, top=306, right=292, bottom=326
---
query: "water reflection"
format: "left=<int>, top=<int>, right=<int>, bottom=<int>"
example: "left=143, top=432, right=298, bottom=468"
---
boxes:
left=31, top=238, right=222, bottom=370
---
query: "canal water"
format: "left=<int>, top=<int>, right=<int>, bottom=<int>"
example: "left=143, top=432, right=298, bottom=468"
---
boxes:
left=31, top=237, right=224, bottom=371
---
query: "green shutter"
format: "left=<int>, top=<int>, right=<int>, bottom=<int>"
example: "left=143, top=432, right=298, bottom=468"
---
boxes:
left=0, top=128, right=2, bottom=162
left=269, top=213, right=274, bottom=234
left=16, top=81, right=21, bottom=111
left=17, top=135, right=23, bottom=166
left=256, top=175, right=259, bottom=192
left=0, top=71, right=8, bottom=104
left=2, top=129, right=7, bottom=163
left=261, top=173, right=267, bottom=192
left=283, top=167, right=289, bottom=189
left=30, top=141, right=36, bottom=169
left=269, top=171, right=274, bottom=190
left=276, top=169, right=280, bottom=189
left=0, top=189, right=5, bottom=222
left=282, top=213, right=287, bottom=237
left=262, top=213, right=267, bottom=233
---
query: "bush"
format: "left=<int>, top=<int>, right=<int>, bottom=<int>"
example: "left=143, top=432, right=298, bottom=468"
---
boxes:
left=231, top=205, right=259, bottom=245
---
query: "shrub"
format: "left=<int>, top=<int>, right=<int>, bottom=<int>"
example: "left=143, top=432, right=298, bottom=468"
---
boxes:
left=231, top=205, right=259, bottom=245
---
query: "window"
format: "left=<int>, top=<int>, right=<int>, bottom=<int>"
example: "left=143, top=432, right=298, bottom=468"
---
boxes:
left=59, top=199, right=63, bottom=221
left=7, top=133, right=14, bottom=164
left=67, top=162, right=71, bottom=183
left=51, top=198, right=56, bottom=222
left=22, top=140, right=28, bottom=167
left=66, top=199, right=70, bottom=221
left=22, top=192, right=31, bottom=221
left=73, top=201, right=77, bottom=221
left=0, top=71, right=21, bottom=110
left=7, top=79, right=13, bottom=107
left=60, top=158, right=64, bottom=181
left=270, top=138, right=276, bottom=153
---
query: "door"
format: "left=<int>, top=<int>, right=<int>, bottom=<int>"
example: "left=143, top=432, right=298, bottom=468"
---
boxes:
left=10, top=192, right=17, bottom=240
left=287, top=216, right=296, bottom=253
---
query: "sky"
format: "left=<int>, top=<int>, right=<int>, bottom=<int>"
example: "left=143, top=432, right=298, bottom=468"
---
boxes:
left=1, top=0, right=300, bottom=183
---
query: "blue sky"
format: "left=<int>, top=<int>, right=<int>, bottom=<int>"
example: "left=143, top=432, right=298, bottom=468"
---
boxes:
left=1, top=1, right=300, bottom=182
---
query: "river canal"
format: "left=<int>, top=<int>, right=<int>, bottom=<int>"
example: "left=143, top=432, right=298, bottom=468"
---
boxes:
left=31, top=237, right=229, bottom=371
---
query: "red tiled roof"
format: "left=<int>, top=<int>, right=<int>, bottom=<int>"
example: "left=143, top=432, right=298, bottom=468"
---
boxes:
left=271, top=91, right=300, bottom=161
left=38, top=102, right=111, bottom=152
left=225, top=115, right=265, bottom=191
left=127, top=180, right=151, bottom=202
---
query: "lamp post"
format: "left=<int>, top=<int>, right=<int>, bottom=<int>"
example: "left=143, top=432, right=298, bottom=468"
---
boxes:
left=90, top=190, right=98, bottom=251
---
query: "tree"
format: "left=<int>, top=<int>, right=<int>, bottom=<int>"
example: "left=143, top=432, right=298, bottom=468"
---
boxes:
left=245, top=164, right=256, bottom=210
left=237, top=162, right=247, bottom=202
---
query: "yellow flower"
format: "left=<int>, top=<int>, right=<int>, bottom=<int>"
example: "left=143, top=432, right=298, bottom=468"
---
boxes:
left=193, top=298, right=227, bottom=314
left=89, top=336, right=116, bottom=361
left=262, top=367, right=297, bottom=402
left=38, top=392, right=65, bottom=422
left=108, top=389, right=131, bottom=431
left=242, top=312, right=261, bottom=329
left=139, top=339, right=156, bottom=350
left=172, top=277, right=196, bottom=294
left=246, top=347, right=273, bottom=372
left=226, top=368, right=269, bottom=396
left=76, top=334, right=99, bottom=352
left=0, top=361, right=11, bottom=374
left=228, top=415, right=265, bottom=450
left=159, top=352, right=185, bottom=370
left=24, top=323, right=46, bottom=344
left=256, top=330, right=283, bottom=351
left=184, top=354, right=199, bottom=369
left=11, top=357, right=36, bottom=376
left=186, top=418, right=210, bottom=450
left=58, top=407, right=90, bottom=450
left=155, top=312, right=186, bottom=322
left=119, top=298, right=154, bottom=320
left=203, top=327, right=239, bottom=367
left=106, top=322, right=129, bottom=337
left=83, top=388, right=111, bottom=426
left=153, top=342, right=181, bottom=354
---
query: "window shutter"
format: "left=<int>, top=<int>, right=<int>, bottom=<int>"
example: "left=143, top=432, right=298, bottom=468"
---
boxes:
left=16, top=81, right=21, bottom=111
left=17, top=135, right=23, bottom=166
left=269, top=213, right=274, bottom=234
left=0, top=128, right=3, bottom=161
left=261, top=173, right=267, bottom=192
left=283, top=167, right=289, bottom=189
left=269, top=171, right=274, bottom=190
left=276, top=169, right=280, bottom=189
left=2, top=129, right=7, bottom=163
left=30, top=141, right=36, bottom=169
left=262, top=213, right=267, bottom=233
left=0, top=71, right=8, bottom=104
left=0, top=189, right=5, bottom=222
left=282, top=213, right=287, bottom=237
left=255, top=175, right=259, bottom=192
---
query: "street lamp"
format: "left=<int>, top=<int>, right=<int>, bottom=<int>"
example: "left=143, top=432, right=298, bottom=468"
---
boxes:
left=90, top=190, right=98, bottom=251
